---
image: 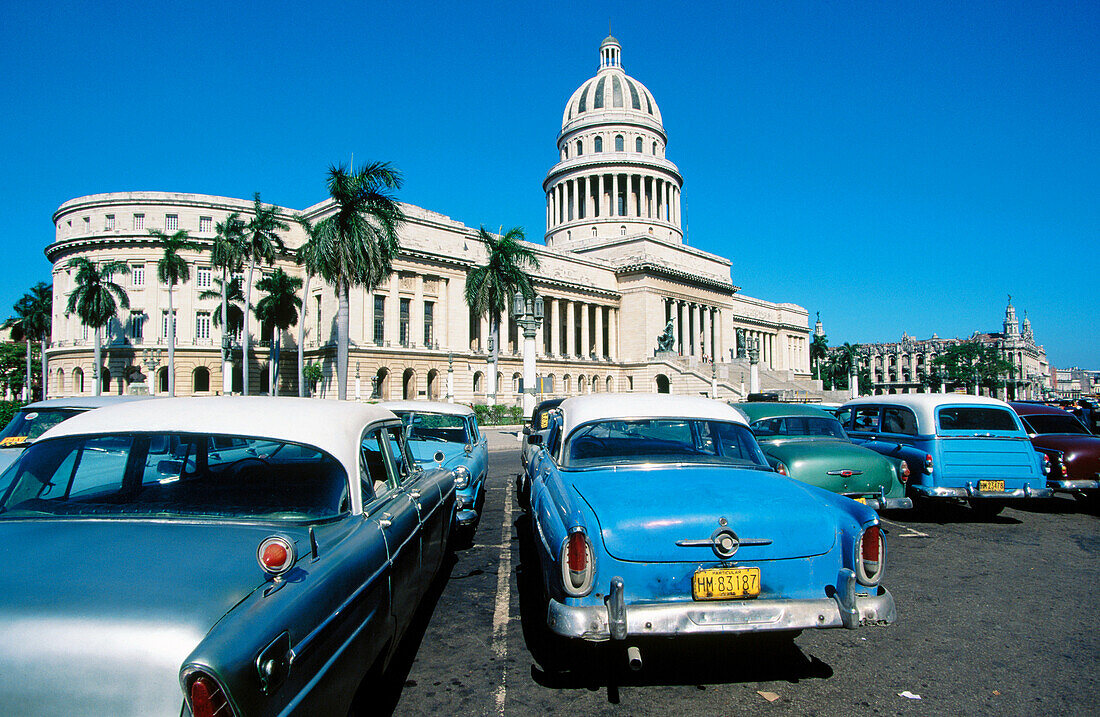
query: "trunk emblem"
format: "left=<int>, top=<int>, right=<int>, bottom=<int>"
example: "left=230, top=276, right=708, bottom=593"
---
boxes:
left=676, top=529, right=773, bottom=557
left=828, top=469, right=864, bottom=477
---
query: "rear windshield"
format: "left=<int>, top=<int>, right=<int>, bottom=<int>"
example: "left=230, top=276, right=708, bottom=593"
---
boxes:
left=563, top=419, right=769, bottom=469
left=937, top=407, right=1019, bottom=432
left=0, top=432, right=348, bottom=522
left=0, top=409, right=82, bottom=446
left=750, top=416, right=848, bottom=440
left=1020, top=414, right=1091, bottom=435
left=393, top=411, right=470, bottom=444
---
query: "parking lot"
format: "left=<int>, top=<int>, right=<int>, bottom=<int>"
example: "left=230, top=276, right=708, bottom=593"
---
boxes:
left=370, top=439, right=1099, bottom=716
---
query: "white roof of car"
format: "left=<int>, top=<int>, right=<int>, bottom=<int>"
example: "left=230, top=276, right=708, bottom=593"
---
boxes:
left=378, top=400, right=474, bottom=417
left=38, top=397, right=398, bottom=477
left=559, top=393, right=746, bottom=438
left=842, top=393, right=1019, bottom=432
left=24, top=396, right=154, bottom=410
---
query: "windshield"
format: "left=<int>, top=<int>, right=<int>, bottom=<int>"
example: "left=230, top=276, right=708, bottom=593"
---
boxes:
left=750, top=416, right=848, bottom=441
left=0, top=409, right=83, bottom=447
left=1020, top=414, right=1091, bottom=435
left=394, top=411, right=470, bottom=444
left=0, top=432, right=348, bottom=521
left=937, top=406, right=1019, bottom=432
left=563, top=418, right=769, bottom=469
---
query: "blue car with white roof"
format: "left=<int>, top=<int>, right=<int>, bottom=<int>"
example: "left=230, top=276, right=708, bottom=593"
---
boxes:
left=524, top=393, right=895, bottom=670
left=381, top=401, right=489, bottom=537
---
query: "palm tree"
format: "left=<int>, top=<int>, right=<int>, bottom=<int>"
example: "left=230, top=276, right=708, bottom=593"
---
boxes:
left=65, top=257, right=130, bottom=396
left=294, top=215, right=325, bottom=397
left=313, top=163, right=405, bottom=400
left=464, top=226, right=540, bottom=406
left=212, top=212, right=245, bottom=393
left=3, top=283, right=51, bottom=400
left=198, top=277, right=245, bottom=340
left=810, top=333, right=829, bottom=381
left=254, top=268, right=302, bottom=395
left=150, top=229, right=199, bottom=396
left=240, top=194, right=289, bottom=396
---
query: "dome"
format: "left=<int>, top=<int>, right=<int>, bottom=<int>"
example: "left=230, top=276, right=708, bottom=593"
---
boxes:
left=561, top=39, right=663, bottom=130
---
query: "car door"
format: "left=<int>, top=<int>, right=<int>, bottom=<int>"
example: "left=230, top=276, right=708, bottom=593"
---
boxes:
left=382, top=424, right=447, bottom=595
left=466, top=416, right=488, bottom=485
left=361, top=426, right=422, bottom=636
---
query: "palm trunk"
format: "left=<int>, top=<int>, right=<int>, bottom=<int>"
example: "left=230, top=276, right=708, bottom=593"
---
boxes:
left=40, top=338, right=47, bottom=399
left=221, top=268, right=232, bottom=394
left=487, top=314, right=499, bottom=407
left=269, top=334, right=278, bottom=396
left=93, top=327, right=102, bottom=397
left=24, top=340, right=31, bottom=401
left=167, top=283, right=176, bottom=397
left=337, top=284, right=349, bottom=401
left=243, top=259, right=255, bottom=396
left=297, top=273, right=311, bottom=397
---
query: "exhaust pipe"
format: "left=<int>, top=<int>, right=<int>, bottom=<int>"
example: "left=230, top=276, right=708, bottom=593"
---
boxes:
left=626, top=645, right=642, bottom=671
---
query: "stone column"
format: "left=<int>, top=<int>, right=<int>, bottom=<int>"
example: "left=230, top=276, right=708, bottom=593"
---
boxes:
left=609, top=308, right=618, bottom=360
left=594, top=305, right=604, bottom=359
left=479, top=314, right=490, bottom=352
left=677, top=301, right=685, bottom=354
left=550, top=297, right=560, bottom=357
left=702, top=307, right=711, bottom=360
left=580, top=302, right=591, bottom=359
left=596, top=174, right=604, bottom=217
left=565, top=299, right=576, bottom=357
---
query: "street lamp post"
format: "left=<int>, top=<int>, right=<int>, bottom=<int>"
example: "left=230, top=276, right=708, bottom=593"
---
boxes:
left=446, top=352, right=455, bottom=403
left=141, top=348, right=163, bottom=396
left=513, top=291, right=544, bottom=418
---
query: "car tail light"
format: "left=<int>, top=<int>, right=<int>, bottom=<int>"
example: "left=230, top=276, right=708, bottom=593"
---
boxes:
left=188, top=672, right=233, bottom=717
left=899, top=460, right=910, bottom=482
left=561, top=529, right=594, bottom=596
left=1060, top=461, right=1068, bottom=478
left=923, top=454, right=934, bottom=474
left=257, top=536, right=295, bottom=579
left=1041, top=453, right=1051, bottom=475
left=856, top=525, right=885, bottom=586
left=775, top=461, right=789, bottom=476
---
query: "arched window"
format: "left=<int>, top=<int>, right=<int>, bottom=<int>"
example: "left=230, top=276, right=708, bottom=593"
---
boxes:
left=594, top=136, right=603, bottom=153
left=591, top=226, right=597, bottom=237
left=606, top=376, right=613, bottom=392
left=73, top=367, right=84, bottom=393
left=402, top=368, right=416, bottom=400
left=473, top=371, right=484, bottom=394
left=579, top=376, right=588, bottom=393
left=635, top=137, right=643, bottom=153
left=655, top=374, right=670, bottom=393
left=193, top=367, right=210, bottom=393
left=627, top=376, right=633, bottom=391
left=427, top=369, right=440, bottom=400
left=620, top=226, right=627, bottom=236
left=101, top=368, right=112, bottom=394
left=576, top=140, right=583, bottom=155
left=591, top=375, right=600, bottom=393
left=375, top=367, right=390, bottom=399
left=512, top=372, right=521, bottom=393
left=563, top=374, right=572, bottom=393
left=561, top=148, right=567, bottom=161
left=157, top=367, right=169, bottom=394
left=652, top=141, right=657, bottom=155
left=614, top=135, right=624, bottom=152
left=55, top=368, right=65, bottom=395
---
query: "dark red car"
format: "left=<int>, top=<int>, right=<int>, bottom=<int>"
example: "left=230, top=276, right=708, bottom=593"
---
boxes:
left=1009, top=402, right=1100, bottom=504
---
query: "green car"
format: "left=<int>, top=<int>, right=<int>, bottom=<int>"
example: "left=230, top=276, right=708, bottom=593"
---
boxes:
left=733, top=403, right=913, bottom=511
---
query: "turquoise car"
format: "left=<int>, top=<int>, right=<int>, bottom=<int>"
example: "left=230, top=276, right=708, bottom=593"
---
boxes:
left=839, top=394, right=1053, bottom=517
left=382, top=401, right=489, bottom=539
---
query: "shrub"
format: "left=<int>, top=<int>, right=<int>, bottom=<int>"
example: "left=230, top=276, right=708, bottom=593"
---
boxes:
left=0, top=400, right=25, bottom=428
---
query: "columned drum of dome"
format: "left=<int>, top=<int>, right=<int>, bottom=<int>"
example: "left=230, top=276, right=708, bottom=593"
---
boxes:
left=544, top=36, right=684, bottom=247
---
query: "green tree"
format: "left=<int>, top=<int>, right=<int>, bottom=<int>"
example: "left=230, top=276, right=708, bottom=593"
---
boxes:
left=3, top=283, right=51, bottom=400
left=212, top=212, right=246, bottom=393
left=254, top=268, right=303, bottom=395
left=0, top=341, right=40, bottom=400
left=241, top=193, right=289, bottom=396
left=150, top=229, right=199, bottom=396
left=312, top=163, right=405, bottom=401
left=198, top=277, right=245, bottom=335
left=65, top=258, right=130, bottom=396
left=294, top=215, right=325, bottom=397
left=932, top=342, right=1014, bottom=395
left=303, top=362, right=324, bottom=397
left=810, top=333, right=829, bottom=381
left=464, top=226, right=540, bottom=406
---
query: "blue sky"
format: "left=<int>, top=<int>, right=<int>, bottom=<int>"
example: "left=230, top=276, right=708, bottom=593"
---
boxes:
left=1, top=1, right=1096, bottom=368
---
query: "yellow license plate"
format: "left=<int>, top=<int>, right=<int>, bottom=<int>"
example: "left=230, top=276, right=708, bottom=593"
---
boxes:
left=853, top=497, right=867, bottom=505
left=978, top=480, right=1005, bottom=492
left=692, top=567, right=761, bottom=600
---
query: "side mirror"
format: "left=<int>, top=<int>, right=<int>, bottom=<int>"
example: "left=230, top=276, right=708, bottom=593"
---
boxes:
left=527, top=434, right=543, bottom=446
left=157, top=459, right=183, bottom=476
left=522, top=426, right=532, bottom=436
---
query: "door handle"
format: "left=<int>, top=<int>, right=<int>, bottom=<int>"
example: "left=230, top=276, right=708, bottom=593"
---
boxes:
left=379, top=511, right=393, bottom=528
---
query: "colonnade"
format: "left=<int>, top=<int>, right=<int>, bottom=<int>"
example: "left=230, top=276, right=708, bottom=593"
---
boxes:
left=471, top=297, right=620, bottom=362
left=664, top=298, right=723, bottom=361
left=547, top=172, right=681, bottom=228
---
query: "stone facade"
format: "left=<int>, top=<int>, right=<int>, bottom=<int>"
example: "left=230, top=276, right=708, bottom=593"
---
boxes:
left=44, top=37, right=810, bottom=402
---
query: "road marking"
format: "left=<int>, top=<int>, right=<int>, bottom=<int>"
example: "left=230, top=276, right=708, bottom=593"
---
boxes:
left=489, top=480, right=514, bottom=716
left=880, top=517, right=930, bottom=538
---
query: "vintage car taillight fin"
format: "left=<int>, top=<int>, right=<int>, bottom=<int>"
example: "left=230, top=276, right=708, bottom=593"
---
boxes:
left=856, top=525, right=884, bottom=586
left=188, top=672, right=233, bottom=717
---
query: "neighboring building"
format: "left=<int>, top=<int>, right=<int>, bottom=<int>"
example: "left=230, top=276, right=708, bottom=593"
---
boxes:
left=1054, top=367, right=1097, bottom=399
left=44, top=36, right=811, bottom=402
left=829, top=298, right=1052, bottom=398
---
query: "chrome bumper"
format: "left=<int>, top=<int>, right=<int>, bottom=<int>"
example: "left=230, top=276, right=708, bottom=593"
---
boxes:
left=546, top=569, right=895, bottom=642
left=455, top=509, right=478, bottom=526
left=853, top=495, right=913, bottom=511
left=909, top=482, right=1053, bottom=500
left=1048, top=479, right=1100, bottom=491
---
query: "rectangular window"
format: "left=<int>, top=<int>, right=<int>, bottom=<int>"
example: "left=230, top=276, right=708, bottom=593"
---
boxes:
left=314, top=295, right=322, bottom=343
left=165, top=214, right=178, bottom=231
left=195, top=312, right=211, bottom=341
left=133, top=214, right=144, bottom=231
left=129, top=311, right=145, bottom=340
left=105, top=214, right=115, bottom=231
left=161, top=310, right=177, bottom=341
left=199, top=216, right=212, bottom=233
left=196, top=267, right=211, bottom=288
left=83, top=217, right=91, bottom=233
left=399, top=298, right=411, bottom=347
left=423, top=301, right=434, bottom=348
left=373, top=295, right=385, bottom=345
left=132, top=264, right=145, bottom=287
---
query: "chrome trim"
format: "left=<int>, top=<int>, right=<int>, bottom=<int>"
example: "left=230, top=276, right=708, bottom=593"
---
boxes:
left=608, top=577, right=627, bottom=640
left=827, top=469, right=864, bottom=477
left=834, top=568, right=859, bottom=629
left=455, top=508, right=478, bottom=526
left=546, top=583, right=896, bottom=641
left=1049, top=479, right=1100, bottom=491
left=675, top=536, right=772, bottom=548
left=909, top=483, right=1053, bottom=499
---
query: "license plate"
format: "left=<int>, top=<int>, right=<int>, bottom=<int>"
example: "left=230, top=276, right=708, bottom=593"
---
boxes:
left=978, top=480, right=1005, bottom=492
left=692, top=567, right=761, bottom=600
left=853, top=497, right=867, bottom=505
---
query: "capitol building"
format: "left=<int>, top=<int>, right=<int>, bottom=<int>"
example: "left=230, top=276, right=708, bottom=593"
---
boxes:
left=44, top=36, right=812, bottom=402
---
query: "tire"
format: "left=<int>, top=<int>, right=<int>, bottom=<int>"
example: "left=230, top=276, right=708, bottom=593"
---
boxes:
left=969, top=499, right=1004, bottom=518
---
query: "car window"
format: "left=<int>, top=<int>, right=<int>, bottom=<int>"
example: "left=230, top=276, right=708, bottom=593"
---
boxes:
left=546, top=412, right=563, bottom=460
left=0, top=409, right=83, bottom=445
left=467, top=417, right=481, bottom=444
left=834, top=408, right=852, bottom=428
left=851, top=407, right=881, bottom=432
left=750, top=416, right=847, bottom=439
left=1020, top=414, right=1090, bottom=435
left=881, top=407, right=918, bottom=435
left=394, top=411, right=470, bottom=444
left=937, top=407, right=1019, bottom=432
left=361, top=428, right=397, bottom=501
left=383, top=425, right=418, bottom=484
left=563, top=419, right=769, bottom=468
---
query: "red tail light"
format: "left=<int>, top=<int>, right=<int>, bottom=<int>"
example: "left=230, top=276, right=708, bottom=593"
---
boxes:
left=1061, top=461, right=1068, bottom=478
left=899, top=460, right=910, bottom=482
left=775, top=461, right=789, bottom=476
left=189, top=673, right=232, bottom=717
left=561, top=530, right=594, bottom=596
left=924, top=454, right=934, bottom=474
left=856, top=525, right=884, bottom=586
left=1041, top=453, right=1051, bottom=475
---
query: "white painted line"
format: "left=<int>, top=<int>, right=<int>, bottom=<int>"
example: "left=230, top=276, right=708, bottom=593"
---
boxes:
left=489, top=481, right=514, bottom=716
left=880, top=517, right=930, bottom=538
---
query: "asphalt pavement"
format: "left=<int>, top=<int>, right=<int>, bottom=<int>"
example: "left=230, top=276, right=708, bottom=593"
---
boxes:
left=376, top=445, right=1099, bottom=716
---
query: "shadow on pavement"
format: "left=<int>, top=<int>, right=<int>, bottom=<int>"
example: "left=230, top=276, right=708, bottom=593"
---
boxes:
left=890, top=500, right=1022, bottom=525
left=512, top=513, right=833, bottom=702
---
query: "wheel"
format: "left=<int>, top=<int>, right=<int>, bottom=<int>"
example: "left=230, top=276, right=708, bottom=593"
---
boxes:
left=969, top=499, right=1004, bottom=518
